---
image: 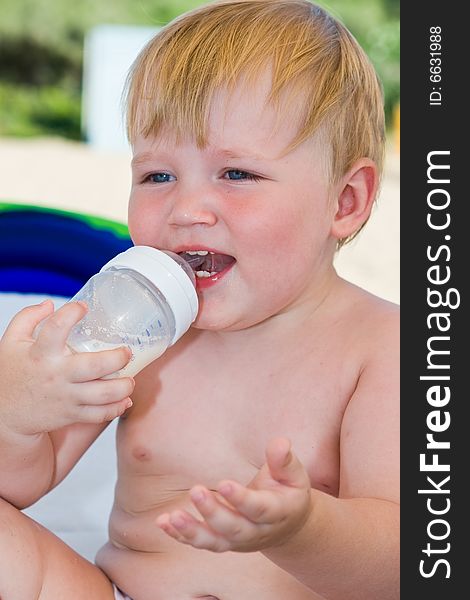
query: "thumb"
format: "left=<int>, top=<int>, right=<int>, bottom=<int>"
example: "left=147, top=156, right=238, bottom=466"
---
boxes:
left=2, top=300, right=54, bottom=341
left=265, top=437, right=309, bottom=488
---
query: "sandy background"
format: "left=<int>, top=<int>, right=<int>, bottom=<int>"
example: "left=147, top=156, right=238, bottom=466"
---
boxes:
left=0, top=137, right=400, bottom=304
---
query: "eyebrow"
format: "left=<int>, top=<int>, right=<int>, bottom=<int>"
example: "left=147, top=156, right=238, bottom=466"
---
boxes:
left=131, top=147, right=270, bottom=168
left=131, top=152, right=156, bottom=168
left=218, top=148, right=268, bottom=162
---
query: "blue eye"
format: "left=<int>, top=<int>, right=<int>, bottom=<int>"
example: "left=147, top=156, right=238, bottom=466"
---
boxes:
left=225, top=170, right=260, bottom=182
left=148, top=172, right=175, bottom=183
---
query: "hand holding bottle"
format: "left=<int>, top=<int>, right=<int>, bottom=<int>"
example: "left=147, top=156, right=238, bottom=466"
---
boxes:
left=0, top=300, right=134, bottom=437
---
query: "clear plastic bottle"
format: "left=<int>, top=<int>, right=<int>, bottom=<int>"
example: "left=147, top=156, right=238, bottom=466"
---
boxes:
left=65, top=246, right=198, bottom=377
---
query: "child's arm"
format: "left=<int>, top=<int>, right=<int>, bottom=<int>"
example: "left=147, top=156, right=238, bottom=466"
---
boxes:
left=0, top=300, right=134, bottom=509
left=157, top=312, right=399, bottom=600
left=260, top=313, right=400, bottom=599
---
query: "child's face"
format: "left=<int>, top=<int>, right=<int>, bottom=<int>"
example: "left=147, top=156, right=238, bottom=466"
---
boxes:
left=128, top=77, right=338, bottom=331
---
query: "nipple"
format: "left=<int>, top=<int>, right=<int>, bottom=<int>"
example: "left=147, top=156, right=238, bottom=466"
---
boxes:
left=161, top=250, right=200, bottom=287
left=180, top=253, right=207, bottom=270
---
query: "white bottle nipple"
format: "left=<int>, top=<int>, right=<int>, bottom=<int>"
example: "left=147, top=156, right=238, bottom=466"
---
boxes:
left=161, top=250, right=196, bottom=288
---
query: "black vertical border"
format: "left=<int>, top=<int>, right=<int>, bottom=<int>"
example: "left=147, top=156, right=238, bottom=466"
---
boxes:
left=401, top=2, right=466, bottom=597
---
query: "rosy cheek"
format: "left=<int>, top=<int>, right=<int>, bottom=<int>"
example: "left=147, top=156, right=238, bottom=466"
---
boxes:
left=127, top=196, right=155, bottom=245
left=127, top=202, right=141, bottom=242
left=253, top=214, right=299, bottom=252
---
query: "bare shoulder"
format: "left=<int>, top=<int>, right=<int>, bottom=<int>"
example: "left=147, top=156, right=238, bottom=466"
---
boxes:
left=335, top=279, right=399, bottom=382
left=336, top=279, right=399, bottom=355
left=335, top=280, right=399, bottom=501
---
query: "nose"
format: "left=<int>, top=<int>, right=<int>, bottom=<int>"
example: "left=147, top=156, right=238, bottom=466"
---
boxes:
left=167, top=186, right=218, bottom=228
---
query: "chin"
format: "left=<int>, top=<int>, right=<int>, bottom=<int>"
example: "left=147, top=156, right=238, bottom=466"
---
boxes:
left=192, top=317, right=242, bottom=332
left=192, top=306, right=279, bottom=333
left=191, top=308, right=251, bottom=332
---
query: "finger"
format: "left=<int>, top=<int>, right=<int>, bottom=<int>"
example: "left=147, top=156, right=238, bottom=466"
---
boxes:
left=163, top=509, right=228, bottom=552
left=265, top=437, right=310, bottom=488
left=157, top=512, right=193, bottom=545
left=68, top=346, right=132, bottom=382
left=33, top=301, right=87, bottom=355
left=74, top=395, right=133, bottom=424
left=2, top=300, right=54, bottom=341
left=217, top=480, right=283, bottom=524
left=74, top=377, right=135, bottom=406
left=190, top=486, right=253, bottom=537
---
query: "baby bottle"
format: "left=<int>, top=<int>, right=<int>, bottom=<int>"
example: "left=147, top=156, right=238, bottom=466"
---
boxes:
left=65, top=246, right=199, bottom=378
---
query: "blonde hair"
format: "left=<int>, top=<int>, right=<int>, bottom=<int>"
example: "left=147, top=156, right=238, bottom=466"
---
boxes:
left=125, top=0, right=385, bottom=237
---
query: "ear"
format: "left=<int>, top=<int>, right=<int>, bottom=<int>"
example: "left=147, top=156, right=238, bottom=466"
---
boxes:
left=330, top=158, right=379, bottom=241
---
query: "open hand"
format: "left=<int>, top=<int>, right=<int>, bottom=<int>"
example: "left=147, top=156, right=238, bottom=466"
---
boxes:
left=156, top=437, right=313, bottom=552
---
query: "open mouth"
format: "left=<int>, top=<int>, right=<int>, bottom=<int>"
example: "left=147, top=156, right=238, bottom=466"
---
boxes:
left=178, top=250, right=236, bottom=280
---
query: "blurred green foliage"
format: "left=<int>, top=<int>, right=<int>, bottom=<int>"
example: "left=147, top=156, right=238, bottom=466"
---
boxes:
left=0, top=82, right=81, bottom=138
left=0, top=0, right=399, bottom=140
left=324, top=0, right=400, bottom=119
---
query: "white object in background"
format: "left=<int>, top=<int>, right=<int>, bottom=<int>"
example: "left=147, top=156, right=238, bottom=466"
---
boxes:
left=82, top=25, right=159, bottom=152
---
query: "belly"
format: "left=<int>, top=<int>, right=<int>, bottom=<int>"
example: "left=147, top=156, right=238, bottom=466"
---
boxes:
left=96, top=503, right=322, bottom=600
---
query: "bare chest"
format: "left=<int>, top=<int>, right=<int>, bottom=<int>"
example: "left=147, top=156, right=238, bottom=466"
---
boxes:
left=117, top=350, right=356, bottom=497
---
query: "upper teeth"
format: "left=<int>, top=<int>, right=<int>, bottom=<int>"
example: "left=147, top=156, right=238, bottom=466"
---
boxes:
left=187, top=250, right=212, bottom=256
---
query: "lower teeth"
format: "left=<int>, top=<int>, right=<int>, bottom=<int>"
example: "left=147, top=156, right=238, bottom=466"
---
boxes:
left=196, top=270, right=217, bottom=278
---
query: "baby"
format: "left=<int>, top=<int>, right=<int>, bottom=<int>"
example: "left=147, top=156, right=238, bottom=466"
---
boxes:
left=0, top=1, right=399, bottom=599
